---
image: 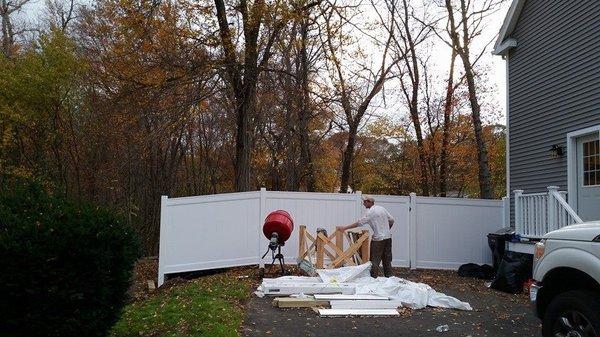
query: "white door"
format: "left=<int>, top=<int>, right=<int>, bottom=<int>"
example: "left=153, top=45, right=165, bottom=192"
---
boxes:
left=577, top=134, right=600, bottom=221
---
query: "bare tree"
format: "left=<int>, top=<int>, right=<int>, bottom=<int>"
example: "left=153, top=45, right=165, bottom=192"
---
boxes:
left=44, top=0, right=76, bottom=31
left=386, top=0, right=433, bottom=196
left=320, top=0, right=399, bottom=192
left=1, top=0, right=30, bottom=57
left=442, top=0, right=503, bottom=199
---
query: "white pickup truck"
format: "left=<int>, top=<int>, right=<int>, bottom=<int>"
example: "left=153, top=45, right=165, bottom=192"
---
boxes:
left=531, top=221, right=600, bottom=337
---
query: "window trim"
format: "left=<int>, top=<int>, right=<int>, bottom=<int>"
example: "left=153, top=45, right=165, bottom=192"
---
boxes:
left=581, top=139, right=600, bottom=188
left=567, top=125, right=600, bottom=211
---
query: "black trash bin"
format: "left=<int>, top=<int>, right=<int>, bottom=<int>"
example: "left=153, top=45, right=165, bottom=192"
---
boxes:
left=487, top=227, right=514, bottom=272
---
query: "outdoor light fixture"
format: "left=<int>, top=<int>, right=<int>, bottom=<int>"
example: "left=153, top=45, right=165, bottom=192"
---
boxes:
left=549, top=144, right=564, bottom=158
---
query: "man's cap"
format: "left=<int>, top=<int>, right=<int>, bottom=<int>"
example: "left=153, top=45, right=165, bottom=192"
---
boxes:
left=362, top=195, right=375, bottom=202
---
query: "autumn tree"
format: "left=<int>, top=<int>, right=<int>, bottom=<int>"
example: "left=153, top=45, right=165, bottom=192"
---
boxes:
left=319, top=0, right=399, bottom=192
left=0, top=30, right=85, bottom=193
left=77, top=0, right=215, bottom=251
left=213, top=0, right=287, bottom=191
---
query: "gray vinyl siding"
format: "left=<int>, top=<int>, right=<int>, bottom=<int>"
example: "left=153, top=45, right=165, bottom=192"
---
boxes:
left=507, top=0, right=600, bottom=225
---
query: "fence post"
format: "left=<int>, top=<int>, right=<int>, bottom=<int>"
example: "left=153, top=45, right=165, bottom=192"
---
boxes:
left=259, top=188, right=266, bottom=268
left=514, top=190, right=523, bottom=237
left=409, top=192, right=417, bottom=270
left=158, top=195, right=168, bottom=287
left=356, top=190, right=363, bottom=219
left=547, top=186, right=559, bottom=232
left=502, top=196, right=509, bottom=227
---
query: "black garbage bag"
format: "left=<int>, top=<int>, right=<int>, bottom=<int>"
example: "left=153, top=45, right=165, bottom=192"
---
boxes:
left=457, top=263, right=495, bottom=280
left=490, top=251, right=533, bottom=293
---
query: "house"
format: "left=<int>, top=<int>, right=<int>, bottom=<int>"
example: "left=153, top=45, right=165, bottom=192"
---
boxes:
left=493, top=0, right=600, bottom=241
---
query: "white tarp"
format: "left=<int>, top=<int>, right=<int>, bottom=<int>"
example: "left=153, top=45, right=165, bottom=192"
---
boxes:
left=315, top=262, right=372, bottom=283
left=256, top=262, right=472, bottom=311
left=353, top=277, right=472, bottom=310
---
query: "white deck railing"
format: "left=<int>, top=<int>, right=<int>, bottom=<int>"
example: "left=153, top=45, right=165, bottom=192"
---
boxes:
left=514, top=186, right=583, bottom=238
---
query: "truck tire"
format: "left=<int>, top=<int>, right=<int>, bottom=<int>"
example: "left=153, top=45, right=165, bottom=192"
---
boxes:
left=542, top=290, right=600, bottom=337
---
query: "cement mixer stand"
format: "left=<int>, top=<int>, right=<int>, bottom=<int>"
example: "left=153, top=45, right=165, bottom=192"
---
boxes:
left=261, top=238, right=288, bottom=276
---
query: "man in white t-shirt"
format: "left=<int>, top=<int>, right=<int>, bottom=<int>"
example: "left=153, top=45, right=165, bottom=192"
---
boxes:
left=337, top=196, right=395, bottom=277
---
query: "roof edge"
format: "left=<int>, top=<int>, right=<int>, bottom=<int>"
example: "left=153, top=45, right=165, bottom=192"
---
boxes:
left=492, top=38, right=517, bottom=56
left=492, top=0, right=526, bottom=55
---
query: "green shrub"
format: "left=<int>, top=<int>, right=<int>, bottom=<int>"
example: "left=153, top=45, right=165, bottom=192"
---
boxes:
left=0, top=179, right=140, bottom=337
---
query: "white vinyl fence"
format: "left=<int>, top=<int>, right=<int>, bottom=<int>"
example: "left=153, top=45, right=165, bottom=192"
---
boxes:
left=158, top=189, right=503, bottom=286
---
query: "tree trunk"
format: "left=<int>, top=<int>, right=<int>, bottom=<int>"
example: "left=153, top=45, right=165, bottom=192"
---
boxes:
left=1, top=0, right=14, bottom=58
left=460, top=52, right=493, bottom=198
left=298, top=18, right=316, bottom=191
left=214, top=0, right=266, bottom=192
left=340, top=123, right=358, bottom=193
left=409, top=106, right=429, bottom=196
left=399, top=0, right=429, bottom=196
left=439, top=49, right=457, bottom=197
left=234, top=84, right=254, bottom=191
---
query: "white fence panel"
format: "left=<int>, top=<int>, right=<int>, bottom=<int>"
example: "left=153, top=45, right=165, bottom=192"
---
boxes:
left=413, top=197, right=504, bottom=269
left=263, top=191, right=360, bottom=263
left=371, top=195, right=410, bottom=268
left=158, top=192, right=261, bottom=286
left=158, top=190, right=505, bottom=286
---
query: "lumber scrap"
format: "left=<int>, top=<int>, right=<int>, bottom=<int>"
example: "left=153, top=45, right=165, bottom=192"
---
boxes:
left=260, top=282, right=356, bottom=295
left=313, top=294, right=389, bottom=301
left=329, top=300, right=403, bottom=309
left=318, top=308, right=400, bottom=317
left=272, top=297, right=330, bottom=308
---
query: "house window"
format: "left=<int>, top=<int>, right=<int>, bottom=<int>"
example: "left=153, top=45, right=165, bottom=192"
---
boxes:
left=583, top=139, right=600, bottom=186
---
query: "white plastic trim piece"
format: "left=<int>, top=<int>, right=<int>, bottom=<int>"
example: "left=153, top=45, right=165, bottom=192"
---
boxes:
left=313, top=294, right=389, bottom=301
left=329, top=300, right=402, bottom=309
left=261, top=283, right=356, bottom=295
left=318, top=309, right=399, bottom=317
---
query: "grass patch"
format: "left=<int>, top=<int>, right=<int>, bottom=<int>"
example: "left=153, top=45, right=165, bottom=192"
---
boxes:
left=111, top=272, right=253, bottom=337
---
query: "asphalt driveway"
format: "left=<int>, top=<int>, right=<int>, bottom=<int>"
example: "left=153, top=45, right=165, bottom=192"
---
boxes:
left=242, top=268, right=541, bottom=337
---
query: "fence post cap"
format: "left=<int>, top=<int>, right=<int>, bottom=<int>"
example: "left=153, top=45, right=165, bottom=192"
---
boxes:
left=513, top=189, right=524, bottom=194
left=547, top=186, right=560, bottom=191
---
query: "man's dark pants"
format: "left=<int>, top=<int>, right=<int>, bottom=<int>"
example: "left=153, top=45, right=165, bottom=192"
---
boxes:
left=370, top=238, right=392, bottom=277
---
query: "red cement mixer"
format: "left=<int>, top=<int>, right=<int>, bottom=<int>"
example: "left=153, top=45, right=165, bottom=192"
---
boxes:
left=261, top=210, right=294, bottom=275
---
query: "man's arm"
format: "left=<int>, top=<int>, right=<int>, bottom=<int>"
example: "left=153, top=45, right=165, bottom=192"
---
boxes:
left=337, top=221, right=361, bottom=232
left=387, top=210, right=395, bottom=229
left=337, top=210, right=372, bottom=232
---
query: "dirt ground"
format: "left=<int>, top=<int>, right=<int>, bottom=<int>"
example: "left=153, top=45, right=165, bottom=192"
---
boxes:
left=242, top=268, right=542, bottom=337
left=131, top=261, right=542, bottom=337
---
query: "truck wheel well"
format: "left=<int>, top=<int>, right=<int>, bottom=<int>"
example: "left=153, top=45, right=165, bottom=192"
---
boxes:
left=538, top=267, right=600, bottom=318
